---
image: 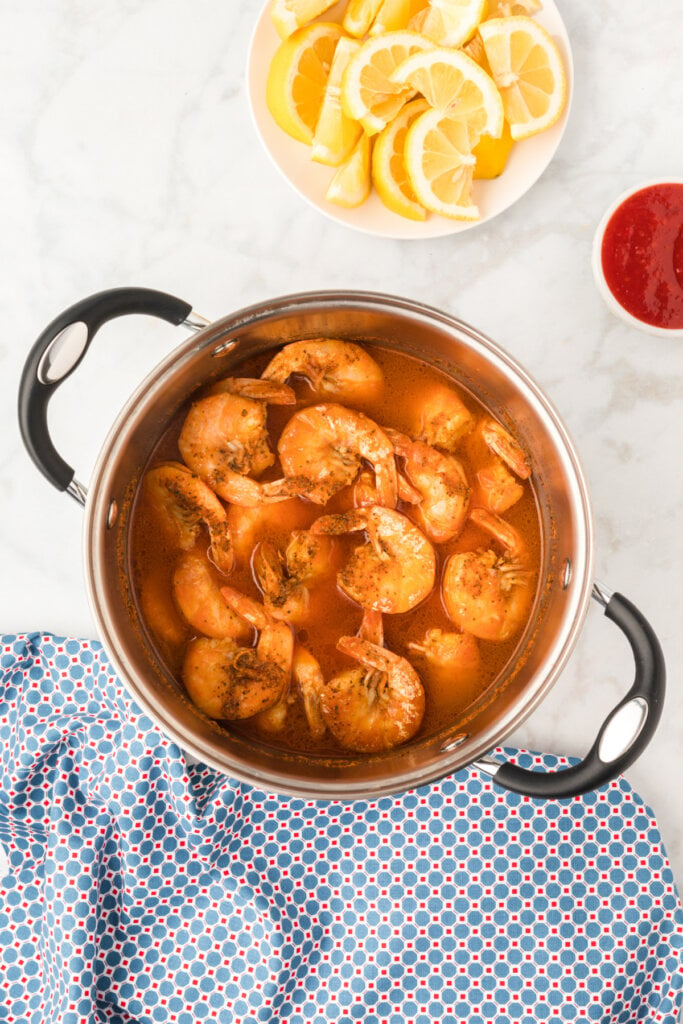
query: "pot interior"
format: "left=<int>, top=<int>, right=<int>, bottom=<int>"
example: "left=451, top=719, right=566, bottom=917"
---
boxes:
left=86, top=292, right=593, bottom=799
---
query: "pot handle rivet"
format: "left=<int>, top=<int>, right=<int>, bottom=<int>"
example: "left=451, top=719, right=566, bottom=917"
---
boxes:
left=441, top=733, right=468, bottom=753
left=212, top=339, right=240, bottom=358
left=106, top=499, right=118, bottom=529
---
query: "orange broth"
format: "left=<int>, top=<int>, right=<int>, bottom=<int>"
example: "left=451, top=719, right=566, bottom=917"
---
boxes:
left=129, top=343, right=541, bottom=755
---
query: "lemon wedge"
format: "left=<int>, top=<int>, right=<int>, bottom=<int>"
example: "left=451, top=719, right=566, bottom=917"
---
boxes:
left=312, top=38, right=363, bottom=165
left=370, top=0, right=429, bottom=34
left=372, top=97, right=430, bottom=219
left=326, top=133, right=372, bottom=206
left=404, top=109, right=479, bottom=219
left=343, top=0, right=385, bottom=37
left=341, top=30, right=434, bottom=135
left=270, top=0, right=340, bottom=39
left=390, top=46, right=503, bottom=138
left=409, top=0, right=487, bottom=48
left=266, top=22, right=344, bottom=145
left=479, top=16, right=567, bottom=140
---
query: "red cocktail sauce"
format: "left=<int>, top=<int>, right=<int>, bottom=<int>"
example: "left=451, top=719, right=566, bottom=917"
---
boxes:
left=601, top=182, right=683, bottom=329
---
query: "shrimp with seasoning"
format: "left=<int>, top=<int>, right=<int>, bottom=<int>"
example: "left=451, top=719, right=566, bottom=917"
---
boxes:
left=312, top=505, right=435, bottom=613
left=182, top=585, right=292, bottom=722
left=172, top=552, right=251, bottom=641
left=417, top=384, right=475, bottom=452
left=143, top=461, right=233, bottom=573
left=219, top=586, right=295, bottom=732
left=469, top=417, right=531, bottom=513
left=323, top=609, right=425, bottom=753
left=386, top=428, right=471, bottom=543
left=442, top=507, right=533, bottom=642
left=264, top=403, right=398, bottom=507
left=261, top=339, right=384, bottom=404
left=178, top=377, right=295, bottom=507
left=254, top=530, right=335, bottom=624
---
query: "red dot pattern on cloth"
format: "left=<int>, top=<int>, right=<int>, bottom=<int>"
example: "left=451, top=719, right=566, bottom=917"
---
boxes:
left=0, top=632, right=682, bottom=1024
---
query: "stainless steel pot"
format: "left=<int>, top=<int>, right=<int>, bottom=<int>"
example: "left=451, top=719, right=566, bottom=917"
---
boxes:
left=19, top=288, right=665, bottom=800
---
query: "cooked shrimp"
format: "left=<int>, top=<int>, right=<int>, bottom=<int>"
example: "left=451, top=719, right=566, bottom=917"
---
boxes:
left=178, top=378, right=295, bottom=507
left=292, top=645, right=326, bottom=740
left=182, top=636, right=288, bottom=721
left=219, top=586, right=295, bottom=732
left=408, top=629, right=482, bottom=689
left=473, top=460, right=524, bottom=514
left=172, top=552, right=251, bottom=641
left=322, top=636, right=425, bottom=753
left=442, top=508, right=533, bottom=642
left=143, top=461, right=233, bottom=573
left=264, top=404, right=398, bottom=507
left=261, top=339, right=384, bottom=404
left=386, top=428, right=470, bottom=543
left=254, top=530, right=335, bottom=624
left=312, top=506, right=435, bottom=613
left=480, top=418, right=531, bottom=480
left=418, top=384, right=475, bottom=452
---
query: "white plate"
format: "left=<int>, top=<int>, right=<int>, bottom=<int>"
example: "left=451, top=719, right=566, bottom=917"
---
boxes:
left=246, top=1, right=574, bottom=239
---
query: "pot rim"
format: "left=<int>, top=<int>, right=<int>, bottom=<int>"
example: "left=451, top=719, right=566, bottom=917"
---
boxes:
left=84, top=289, right=595, bottom=798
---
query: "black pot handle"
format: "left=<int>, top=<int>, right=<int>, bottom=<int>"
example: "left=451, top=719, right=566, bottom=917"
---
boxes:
left=18, top=288, right=195, bottom=501
left=475, top=586, right=665, bottom=799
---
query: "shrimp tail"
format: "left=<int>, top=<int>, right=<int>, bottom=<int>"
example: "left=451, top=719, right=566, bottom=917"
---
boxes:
left=220, top=586, right=270, bottom=631
left=359, top=608, right=384, bottom=647
left=397, top=472, right=422, bottom=505
left=337, top=636, right=396, bottom=673
left=211, top=377, right=296, bottom=405
left=311, top=510, right=369, bottom=536
left=480, top=418, right=531, bottom=480
left=292, top=645, right=326, bottom=739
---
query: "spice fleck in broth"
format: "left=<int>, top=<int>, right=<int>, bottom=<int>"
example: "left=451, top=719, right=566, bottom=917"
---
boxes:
left=130, top=341, right=541, bottom=756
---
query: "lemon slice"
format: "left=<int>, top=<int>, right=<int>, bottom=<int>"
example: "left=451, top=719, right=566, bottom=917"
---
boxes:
left=404, top=109, right=479, bottom=219
left=370, top=0, right=428, bottom=34
left=372, top=98, right=430, bottom=220
left=326, top=133, right=372, bottom=207
left=343, top=0, right=384, bottom=37
left=266, top=22, right=344, bottom=145
left=391, top=47, right=504, bottom=138
left=341, top=31, right=434, bottom=135
left=270, top=0, right=339, bottom=39
left=479, top=16, right=567, bottom=140
left=312, top=38, right=363, bottom=165
left=409, top=0, right=487, bottom=48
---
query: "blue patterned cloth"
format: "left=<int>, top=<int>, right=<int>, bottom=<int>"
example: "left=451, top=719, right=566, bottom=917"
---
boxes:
left=1, top=632, right=682, bottom=1024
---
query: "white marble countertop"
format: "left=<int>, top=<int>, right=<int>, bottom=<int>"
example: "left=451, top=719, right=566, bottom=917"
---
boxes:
left=1, top=0, right=682, bottom=897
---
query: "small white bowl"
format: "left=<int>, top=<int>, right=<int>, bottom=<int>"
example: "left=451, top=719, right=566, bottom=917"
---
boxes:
left=592, top=178, right=683, bottom=338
